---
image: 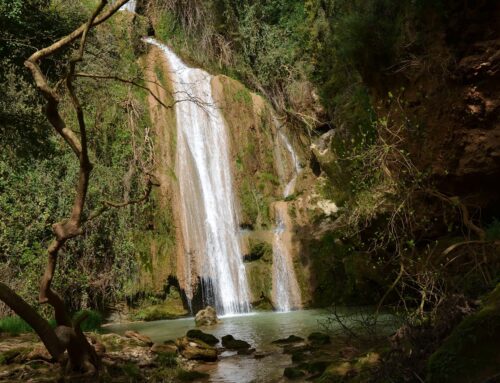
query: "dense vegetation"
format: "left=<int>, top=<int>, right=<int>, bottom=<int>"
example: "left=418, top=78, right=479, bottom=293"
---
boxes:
left=0, top=0, right=161, bottom=317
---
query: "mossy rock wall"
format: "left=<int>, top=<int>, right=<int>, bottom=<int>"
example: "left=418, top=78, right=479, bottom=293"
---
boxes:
left=133, top=46, right=179, bottom=296
left=212, top=75, right=281, bottom=230
left=243, top=238, right=273, bottom=304
left=427, top=284, right=500, bottom=383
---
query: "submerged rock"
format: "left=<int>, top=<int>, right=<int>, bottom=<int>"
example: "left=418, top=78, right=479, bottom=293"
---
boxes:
left=307, top=332, right=331, bottom=345
left=271, top=335, right=304, bottom=344
left=221, top=335, right=251, bottom=350
left=186, top=329, right=219, bottom=346
left=175, top=336, right=218, bottom=362
left=195, top=306, right=218, bottom=327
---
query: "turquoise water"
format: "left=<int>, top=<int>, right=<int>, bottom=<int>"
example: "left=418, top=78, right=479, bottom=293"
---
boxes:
left=107, top=309, right=331, bottom=382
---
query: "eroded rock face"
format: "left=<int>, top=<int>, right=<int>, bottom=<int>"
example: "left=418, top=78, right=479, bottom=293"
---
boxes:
left=175, top=336, right=218, bottom=362
left=195, top=306, right=218, bottom=327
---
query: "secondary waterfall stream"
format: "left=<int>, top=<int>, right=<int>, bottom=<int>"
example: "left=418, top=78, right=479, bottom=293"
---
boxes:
left=145, top=38, right=251, bottom=315
left=272, top=123, right=302, bottom=311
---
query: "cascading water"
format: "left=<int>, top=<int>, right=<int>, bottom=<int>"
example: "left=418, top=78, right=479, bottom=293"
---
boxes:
left=120, top=0, right=136, bottom=12
left=280, top=131, right=301, bottom=199
left=144, top=38, right=251, bottom=315
left=272, top=122, right=302, bottom=312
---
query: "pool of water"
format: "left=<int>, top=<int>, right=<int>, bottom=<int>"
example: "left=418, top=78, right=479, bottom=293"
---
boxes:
left=107, top=309, right=332, bottom=382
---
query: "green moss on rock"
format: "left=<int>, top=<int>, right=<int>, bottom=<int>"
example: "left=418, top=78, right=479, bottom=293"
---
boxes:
left=133, top=289, right=188, bottom=321
left=427, top=283, right=500, bottom=383
left=245, top=260, right=273, bottom=304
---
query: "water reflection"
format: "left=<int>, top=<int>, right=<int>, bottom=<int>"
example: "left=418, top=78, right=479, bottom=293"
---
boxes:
left=107, top=310, right=329, bottom=382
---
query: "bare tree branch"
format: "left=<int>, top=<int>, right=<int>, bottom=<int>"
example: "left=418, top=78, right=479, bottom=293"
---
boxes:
left=76, top=72, right=173, bottom=109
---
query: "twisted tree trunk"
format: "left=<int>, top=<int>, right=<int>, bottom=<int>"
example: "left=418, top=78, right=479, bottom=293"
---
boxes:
left=0, top=0, right=133, bottom=375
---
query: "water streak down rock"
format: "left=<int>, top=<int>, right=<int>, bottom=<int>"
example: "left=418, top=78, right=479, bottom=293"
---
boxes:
left=144, top=38, right=251, bottom=315
left=272, top=121, right=302, bottom=311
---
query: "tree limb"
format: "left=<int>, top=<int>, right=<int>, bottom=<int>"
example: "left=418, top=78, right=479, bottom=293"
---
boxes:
left=75, top=72, right=173, bottom=109
left=87, top=176, right=160, bottom=222
left=15, top=0, right=131, bottom=374
left=0, top=282, right=64, bottom=360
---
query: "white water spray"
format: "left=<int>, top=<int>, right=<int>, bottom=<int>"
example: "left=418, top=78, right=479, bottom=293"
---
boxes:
left=144, top=38, right=251, bottom=315
left=120, top=0, right=136, bottom=13
left=272, top=120, right=302, bottom=311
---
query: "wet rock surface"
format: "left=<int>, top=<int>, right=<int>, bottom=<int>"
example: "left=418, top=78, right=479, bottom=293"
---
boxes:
left=195, top=306, right=219, bottom=327
left=307, top=331, right=331, bottom=345
left=221, top=334, right=251, bottom=350
left=186, top=329, right=219, bottom=346
left=271, top=334, right=304, bottom=344
left=176, top=336, right=218, bottom=362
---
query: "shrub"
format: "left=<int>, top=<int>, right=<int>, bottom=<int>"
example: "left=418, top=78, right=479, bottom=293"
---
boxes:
left=0, top=316, right=33, bottom=335
left=74, top=310, right=104, bottom=332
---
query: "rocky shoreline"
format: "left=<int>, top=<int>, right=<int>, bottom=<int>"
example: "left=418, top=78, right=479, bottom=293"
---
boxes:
left=0, top=325, right=382, bottom=382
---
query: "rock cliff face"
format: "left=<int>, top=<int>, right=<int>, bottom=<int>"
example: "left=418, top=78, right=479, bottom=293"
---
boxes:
left=393, top=3, right=500, bottom=209
left=136, top=0, right=499, bottom=310
left=141, top=46, right=310, bottom=310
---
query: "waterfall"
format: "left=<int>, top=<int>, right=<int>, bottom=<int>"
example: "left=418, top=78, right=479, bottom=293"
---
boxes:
left=272, top=121, right=302, bottom=311
left=120, top=0, right=136, bottom=12
left=145, top=38, right=251, bottom=315
left=279, top=131, right=301, bottom=198
left=272, top=202, right=302, bottom=311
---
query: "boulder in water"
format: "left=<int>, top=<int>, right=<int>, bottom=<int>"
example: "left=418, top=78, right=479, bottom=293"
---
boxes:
left=271, top=335, right=304, bottom=344
left=175, top=336, right=218, bottom=362
left=186, top=329, right=219, bottom=346
left=221, top=334, right=251, bottom=350
left=195, top=306, right=218, bottom=327
left=307, top=332, right=331, bottom=345
left=282, top=344, right=312, bottom=355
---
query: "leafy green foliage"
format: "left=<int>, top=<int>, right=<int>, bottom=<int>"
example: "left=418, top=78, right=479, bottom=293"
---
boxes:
left=0, top=316, right=35, bottom=335
left=74, top=310, right=104, bottom=332
left=0, top=4, right=169, bottom=317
